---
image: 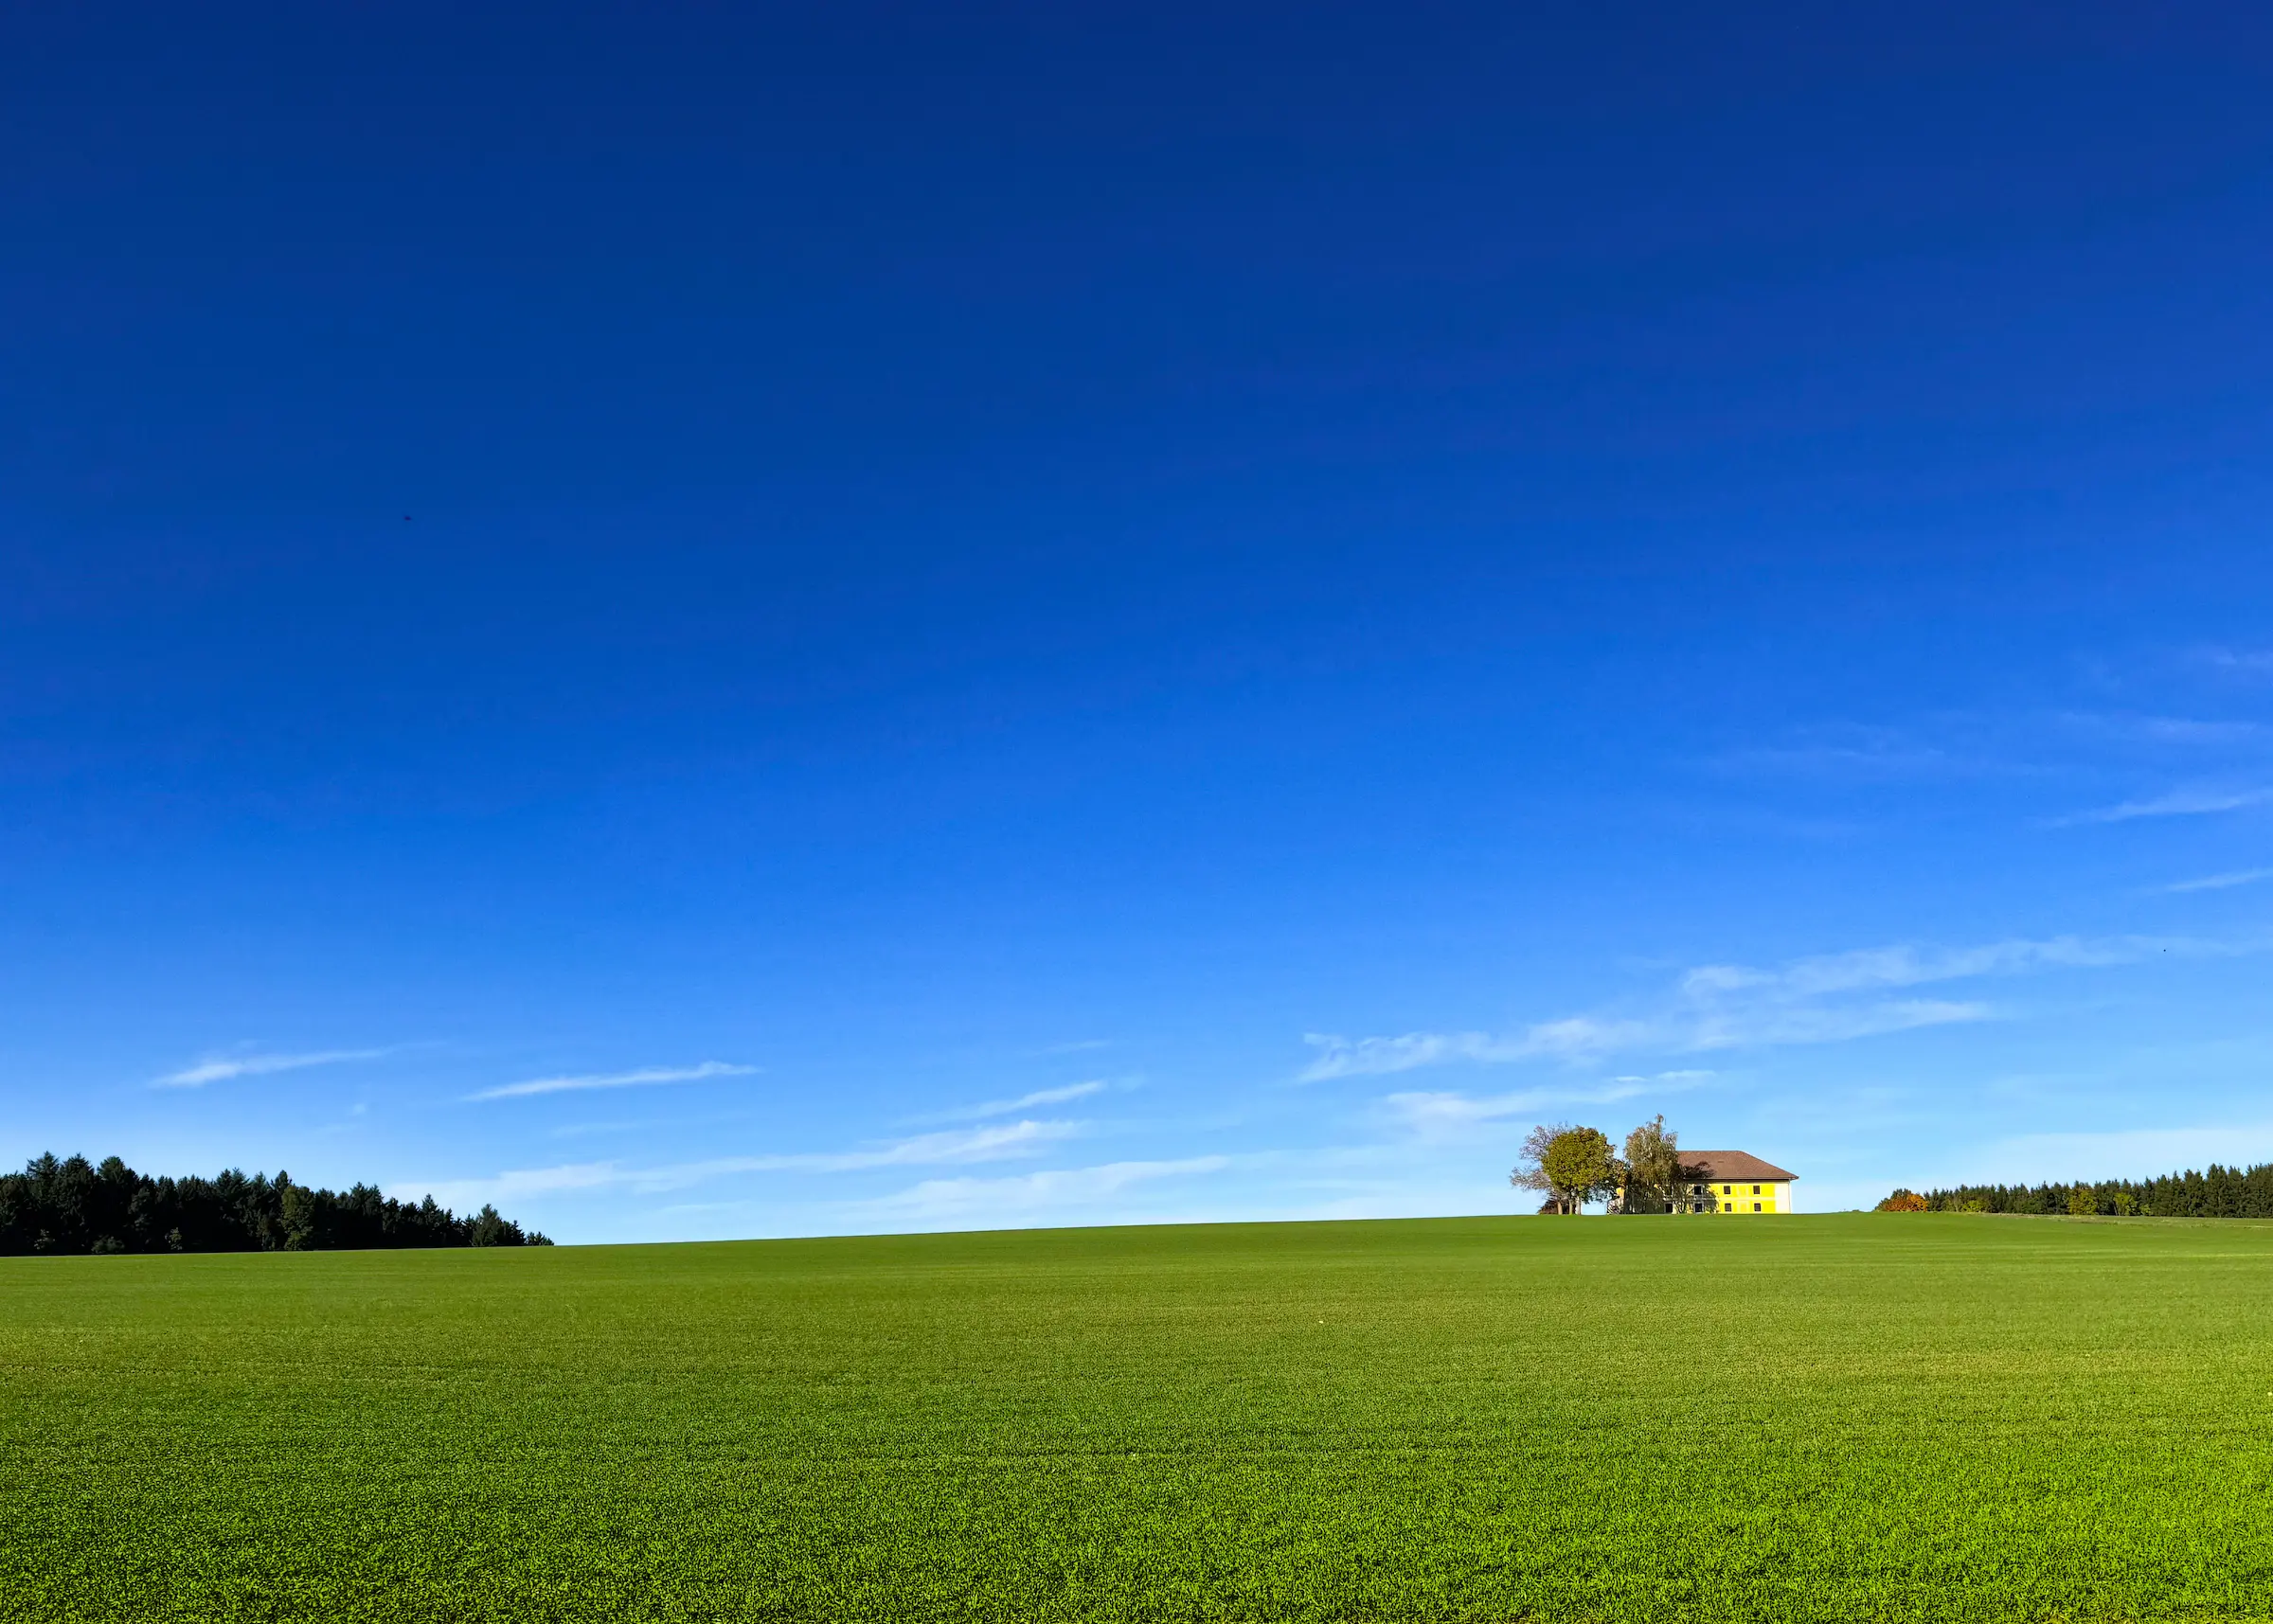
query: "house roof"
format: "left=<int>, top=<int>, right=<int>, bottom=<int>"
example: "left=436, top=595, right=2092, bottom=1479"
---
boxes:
left=1681, top=1151, right=1798, bottom=1183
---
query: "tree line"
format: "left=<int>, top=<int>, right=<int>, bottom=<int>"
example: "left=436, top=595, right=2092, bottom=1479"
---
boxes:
left=1877, top=1161, right=2273, bottom=1218
left=1512, top=1116, right=1710, bottom=1213
left=0, top=1152, right=552, bottom=1255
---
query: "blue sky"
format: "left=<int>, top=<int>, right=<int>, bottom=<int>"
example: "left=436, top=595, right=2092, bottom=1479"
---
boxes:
left=6, top=3, right=2273, bottom=1239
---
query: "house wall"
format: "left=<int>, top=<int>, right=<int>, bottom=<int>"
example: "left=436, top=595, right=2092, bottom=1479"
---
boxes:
left=1708, top=1180, right=1790, bottom=1214
left=1665, top=1178, right=1796, bottom=1213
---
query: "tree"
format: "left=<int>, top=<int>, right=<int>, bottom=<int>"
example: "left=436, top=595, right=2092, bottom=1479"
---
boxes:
left=1879, top=1163, right=2273, bottom=1219
left=1875, top=1189, right=1928, bottom=1212
left=1620, top=1115, right=1684, bottom=1214
left=1543, top=1129, right=1619, bottom=1213
left=468, top=1204, right=538, bottom=1246
left=1511, top=1123, right=1568, bottom=1211
left=277, top=1174, right=317, bottom=1251
left=0, top=1152, right=554, bottom=1255
left=1512, top=1124, right=1619, bottom=1214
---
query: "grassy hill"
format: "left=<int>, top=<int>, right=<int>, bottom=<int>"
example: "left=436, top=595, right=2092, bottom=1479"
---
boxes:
left=6, top=1213, right=2273, bottom=1621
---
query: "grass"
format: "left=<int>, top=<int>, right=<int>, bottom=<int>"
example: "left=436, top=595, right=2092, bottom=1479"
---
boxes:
left=5, top=1214, right=2273, bottom=1621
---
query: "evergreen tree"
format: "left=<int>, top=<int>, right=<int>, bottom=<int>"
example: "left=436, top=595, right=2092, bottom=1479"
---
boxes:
left=1876, top=1163, right=2273, bottom=1219
left=0, top=1154, right=553, bottom=1256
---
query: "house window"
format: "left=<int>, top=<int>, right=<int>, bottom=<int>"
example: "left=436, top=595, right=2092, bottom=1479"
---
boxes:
left=1722, top=1202, right=1731, bottom=1212
left=1752, top=1203, right=1762, bottom=1212
left=1751, top=1185, right=1761, bottom=1195
left=1722, top=1185, right=1731, bottom=1195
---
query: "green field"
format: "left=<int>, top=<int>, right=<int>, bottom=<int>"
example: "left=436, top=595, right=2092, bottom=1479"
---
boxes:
left=6, top=1214, right=2273, bottom=1621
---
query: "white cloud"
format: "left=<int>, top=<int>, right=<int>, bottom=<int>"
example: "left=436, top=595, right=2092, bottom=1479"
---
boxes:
left=912, top=1080, right=1111, bottom=1123
left=1301, top=1032, right=1507, bottom=1079
left=467, top=1061, right=756, bottom=1101
left=1379, top=1089, right=1550, bottom=1136
left=1303, top=932, right=2253, bottom=1080
left=796, top=1119, right=1081, bottom=1169
left=1687, top=997, right=1989, bottom=1049
left=2158, top=867, right=2273, bottom=894
left=859, top=1156, right=1232, bottom=1222
left=1686, top=936, right=2188, bottom=1001
left=1945, top=1125, right=2273, bottom=1187
left=1299, top=1017, right=1652, bottom=1080
left=2194, top=647, right=2273, bottom=678
left=396, top=1119, right=1081, bottom=1207
left=1379, top=1069, right=1717, bottom=1141
left=2129, top=717, right=2265, bottom=745
left=1716, top=728, right=1958, bottom=779
left=1380, top=1086, right=1619, bottom=1137
left=2058, top=787, right=2273, bottom=825
left=153, top=1047, right=389, bottom=1089
left=2056, top=710, right=2268, bottom=747
left=406, top=1161, right=629, bottom=1205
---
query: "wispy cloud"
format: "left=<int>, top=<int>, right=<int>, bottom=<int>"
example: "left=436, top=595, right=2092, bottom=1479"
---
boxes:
left=467, top=1061, right=756, bottom=1101
left=911, top=1080, right=1111, bottom=1124
left=2194, top=647, right=2273, bottom=678
left=1301, top=1032, right=1504, bottom=1080
left=1303, top=932, right=2251, bottom=1080
left=1298, top=1019, right=1650, bottom=1080
left=792, top=1119, right=1081, bottom=1169
left=546, top=1110, right=764, bottom=1139
left=2057, top=710, right=2268, bottom=747
left=858, top=1156, right=1231, bottom=1222
left=1715, top=724, right=1960, bottom=780
left=2128, top=717, right=2264, bottom=746
left=1949, top=1124, right=2273, bottom=1187
left=1689, top=997, right=1990, bottom=1047
left=398, top=1119, right=1082, bottom=1207
left=2056, top=786, right=2273, bottom=825
left=154, top=1047, right=389, bottom=1089
left=1676, top=936, right=2176, bottom=1000
left=406, top=1161, right=631, bottom=1205
left=2157, top=867, right=2273, bottom=895
left=1379, top=1070, right=1715, bottom=1140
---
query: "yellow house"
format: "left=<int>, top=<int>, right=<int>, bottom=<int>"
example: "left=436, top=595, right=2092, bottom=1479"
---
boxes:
left=1678, top=1151, right=1796, bottom=1215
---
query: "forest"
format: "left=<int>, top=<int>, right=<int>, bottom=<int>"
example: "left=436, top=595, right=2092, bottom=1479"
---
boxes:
left=1879, top=1161, right=2273, bottom=1218
left=0, top=1152, right=550, bottom=1254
